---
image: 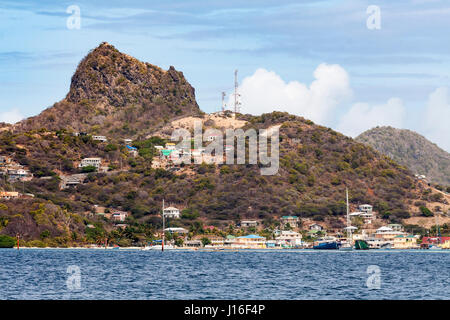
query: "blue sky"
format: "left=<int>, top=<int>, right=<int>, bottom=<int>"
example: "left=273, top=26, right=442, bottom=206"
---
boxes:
left=0, top=0, right=449, bottom=151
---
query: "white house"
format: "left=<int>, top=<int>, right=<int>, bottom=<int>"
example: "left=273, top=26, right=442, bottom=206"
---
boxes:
left=309, top=223, right=323, bottom=231
left=275, top=230, right=303, bottom=246
left=350, top=211, right=374, bottom=224
left=240, top=220, right=259, bottom=228
left=79, top=158, right=102, bottom=169
left=112, top=211, right=129, bottom=222
left=163, top=206, right=180, bottom=219
left=358, top=204, right=373, bottom=214
left=92, top=136, right=108, bottom=142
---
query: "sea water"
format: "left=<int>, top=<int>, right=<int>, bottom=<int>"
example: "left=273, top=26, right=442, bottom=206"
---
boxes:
left=0, top=249, right=448, bottom=300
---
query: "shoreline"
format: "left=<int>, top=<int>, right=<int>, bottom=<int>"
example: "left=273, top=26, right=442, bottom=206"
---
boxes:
left=3, top=247, right=449, bottom=252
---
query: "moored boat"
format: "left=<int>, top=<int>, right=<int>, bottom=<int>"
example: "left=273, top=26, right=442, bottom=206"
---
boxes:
left=354, top=240, right=370, bottom=250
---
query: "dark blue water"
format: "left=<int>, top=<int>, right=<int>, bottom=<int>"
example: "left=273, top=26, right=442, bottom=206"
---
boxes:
left=0, top=249, right=449, bottom=300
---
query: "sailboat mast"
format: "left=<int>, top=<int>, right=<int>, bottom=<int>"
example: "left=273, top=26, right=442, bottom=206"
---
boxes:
left=162, top=199, right=165, bottom=252
left=436, top=212, right=441, bottom=244
left=346, top=188, right=351, bottom=240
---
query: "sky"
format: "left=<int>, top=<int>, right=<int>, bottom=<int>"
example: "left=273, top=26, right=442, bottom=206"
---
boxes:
left=0, top=0, right=449, bottom=151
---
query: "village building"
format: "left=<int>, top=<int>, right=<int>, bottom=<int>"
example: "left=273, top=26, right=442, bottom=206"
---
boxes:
left=374, top=226, right=406, bottom=241
left=393, top=235, right=419, bottom=249
left=6, top=168, right=33, bottom=181
left=205, top=133, right=220, bottom=142
left=275, top=230, right=303, bottom=247
left=111, top=211, right=129, bottom=222
left=228, top=234, right=266, bottom=249
left=164, top=227, right=188, bottom=235
left=92, top=136, right=108, bottom=142
left=163, top=206, right=180, bottom=219
left=79, top=158, right=102, bottom=169
left=309, top=223, right=323, bottom=231
left=0, top=191, right=19, bottom=200
left=421, top=237, right=450, bottom=246
left=388, top=224, right=404, bottom=232
left=184, top=240, right=202, bottom=247
left=240, top=220, right=259, bottom=228
left=60, top=174, right=87, bottom=190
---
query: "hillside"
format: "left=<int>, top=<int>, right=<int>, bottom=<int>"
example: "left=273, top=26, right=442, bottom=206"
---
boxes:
left=14, top=42, right=201, bottom=139
left=1, top=44, right=448, bottom=246
left=356, top=126, right=450, bottom=186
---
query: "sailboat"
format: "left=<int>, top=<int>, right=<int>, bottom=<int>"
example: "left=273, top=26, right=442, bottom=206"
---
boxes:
left=143, top=199, right=175, bottom=251
left=339, top=188, right=356, bottom=251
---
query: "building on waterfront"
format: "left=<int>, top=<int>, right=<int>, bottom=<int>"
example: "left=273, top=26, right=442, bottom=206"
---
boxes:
left=163, top=206, right=180, bottom=219
left=280, top=216, right=300, bottom=229
left=275, top=230, right=303, bottom=247
left=184, top=240, right=202, bottom=247
left=421, top=237, right=450, bottom=246
left=393, top=235, right=419, bottom=249
left=229, top=234, right=266, bottom=249
left=374, top=226, right=406, bottom=241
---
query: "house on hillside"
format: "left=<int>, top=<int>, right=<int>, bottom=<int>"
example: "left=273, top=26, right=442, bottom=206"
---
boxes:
left=240, top=220, right=259, bottom=228
left=79, top=158, right=102, bottom=169
left=163, top=206, right=180, bottom=219
left=281, top=216, right=300, bottom=229
left=0, top=191, right=19, bottom=200
left=111, top=211, right=129, bottom=222
left=309, top=223, right=323, bottom=231
left=92, top=136, right=108, bottom=142
left=7, top=168, right=33, bottom=181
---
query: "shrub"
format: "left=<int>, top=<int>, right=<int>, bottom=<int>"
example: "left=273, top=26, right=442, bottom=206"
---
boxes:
left=420, top=206, right=433, bottom=217
left=0, top=235, right=16, bottom=248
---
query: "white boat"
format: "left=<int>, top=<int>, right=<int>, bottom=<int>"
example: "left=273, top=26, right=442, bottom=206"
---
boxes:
left=143, top=244, right=175, bottom=251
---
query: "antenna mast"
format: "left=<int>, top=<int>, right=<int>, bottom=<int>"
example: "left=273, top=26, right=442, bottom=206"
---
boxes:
left=234, top=69, right=241, bottom=114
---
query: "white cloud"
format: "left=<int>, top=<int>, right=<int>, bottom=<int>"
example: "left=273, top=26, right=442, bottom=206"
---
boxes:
left=0, top=108, right=23, bottom=124
left=423, top=87, right=450, bottom=152
left=336, top=98, right=406, bottom=138
left=230, top=64, right=352, bottom=124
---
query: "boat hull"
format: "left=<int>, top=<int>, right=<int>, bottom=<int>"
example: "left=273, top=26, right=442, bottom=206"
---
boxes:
left=313, top=242, right=340, bottom=250
left=355, top=240, right=370, bottom=250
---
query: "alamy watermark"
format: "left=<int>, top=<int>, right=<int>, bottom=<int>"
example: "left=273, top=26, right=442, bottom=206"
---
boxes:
left=170, top=121, right=279, bottom=175
left=66, top=5, right=81, bottom=30
left=366, top=265, right=381, bottom=289
left=66, top=265, right=82, bottom=291
left=366, top=5, right=381, bottom=30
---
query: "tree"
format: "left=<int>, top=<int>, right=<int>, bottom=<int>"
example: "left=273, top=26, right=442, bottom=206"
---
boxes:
left=201, top=237, right=211, bottom=247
